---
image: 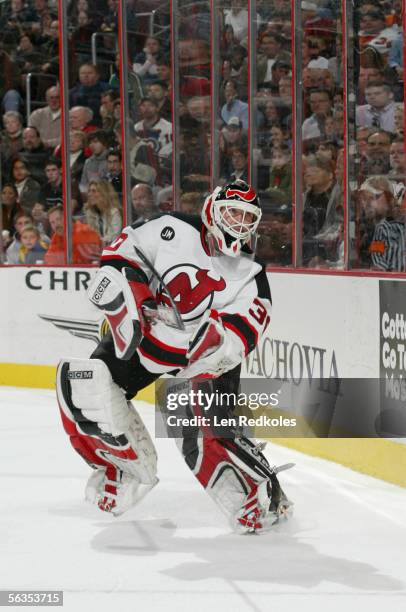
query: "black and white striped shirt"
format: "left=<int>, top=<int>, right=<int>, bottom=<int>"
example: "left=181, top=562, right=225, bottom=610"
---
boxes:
left=370, top=218, right=405, bottom=271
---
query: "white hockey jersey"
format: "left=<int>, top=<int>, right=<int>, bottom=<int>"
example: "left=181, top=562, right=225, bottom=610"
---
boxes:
left=101, top=213, right=272, bottom=373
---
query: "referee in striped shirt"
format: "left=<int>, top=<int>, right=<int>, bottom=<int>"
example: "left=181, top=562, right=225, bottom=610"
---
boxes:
left=360, top=176, right=405, bottom=272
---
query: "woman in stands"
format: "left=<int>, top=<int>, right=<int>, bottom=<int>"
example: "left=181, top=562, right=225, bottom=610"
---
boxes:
left=84, top=179, right=122, bottom=245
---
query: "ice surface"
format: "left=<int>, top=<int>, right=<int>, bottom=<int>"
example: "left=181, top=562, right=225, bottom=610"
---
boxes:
left=0, top=387, right=405, bottom=612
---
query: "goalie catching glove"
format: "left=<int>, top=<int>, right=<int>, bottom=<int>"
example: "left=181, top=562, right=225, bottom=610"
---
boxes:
left=183, top=311, right=243, bottom=378
left=87, top=265, right=157, bottom=360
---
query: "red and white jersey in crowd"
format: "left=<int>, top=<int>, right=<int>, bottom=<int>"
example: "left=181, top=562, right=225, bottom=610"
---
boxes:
left=100, top=213, right=272, bottom=373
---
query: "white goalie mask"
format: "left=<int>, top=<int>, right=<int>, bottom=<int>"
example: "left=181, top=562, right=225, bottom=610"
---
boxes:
left=202, top=180, right=262, bottom=258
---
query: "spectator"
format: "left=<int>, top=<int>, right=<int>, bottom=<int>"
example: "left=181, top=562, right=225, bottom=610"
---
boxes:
left=20, top=126, right=52, bottom=185
left=69, top=63, right=109, bottom=126
left=44, top=204, right=102, bottom=265
left=389, top=138, right=406, bottom=182
left=222, top=44, right=248, bottom=95
left=359, top=176, right=405, bottom=271
left=69, top=130, right=87, bottom=185
left=11, top=157, right=41, bottom=213
left=69, top=105, right=97, bottom=134
left=356, top=82, right=396, bottom=133
left=18, top=224, right=48, bottom=264
left=70, top=10, right=95, bottom=66
left=257, top=207, right=292, bottom=265
left=357, top=66, right=385, bottom=105
left=220, top=116, right=248, bottom=177
left=226, top=147, right=249, bottom=183
left=99, top=89, right=120, bottom=130
left=79, top=130, right=110, bottom=194
left=388, top=31, right=403, bottom=79
left=132, top=36, right=162, bottom=85
left=257, top=32, right=291, bottom=86
left=224, top=0, right=249, bottom=42
left=0, top=110, right=24, bottom=178
left=220, top=80, right=248, bottom=129
left=156, top=58, right=171, bottom=88
left=267, top=59, right=292, bottom=96
left=32, top=0, right=54, bottom=23
left=0, top=49, right=22, bottom=112
left=278, top=75, right=292, bottom=105
left=360, top=129, right=392, bottom=179
left=302, top=89, right=333, bottom=141
left=394, top=104, right=404, bottom=137
left=186, top=96, right=211, bottom=127
left=179, top=192, right=202, bottom=214
left=358, top=7, right=399, bottom=51
left=39, top=19, right=60, bottom=77
left=266, top=144, right=292, bottom=205
left=147, top=80, right=171, bottom=122
left=84, top=179, right=122, bottom=244
left=31, top=201, right=51, bottom=237
left=6, top=211, right=49, bottom=264
left=14, top=32, right=42, bottom=75
left=1, top=183, right=21, bottom=235
left=303, top=158, right=335, bottom=239
left=38, top=158, right=63, bottom=209
left=156, top=185, right=174, bottom=212
left=28, top=86, right=61, bottom=148
left=134, top=97, right=172, bottom=160
left=103, top=147, right=122, bottom=196
left=131, top=183, right=157, bottom=222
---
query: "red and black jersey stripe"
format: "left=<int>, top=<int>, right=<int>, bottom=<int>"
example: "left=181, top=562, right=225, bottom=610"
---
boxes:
left=101, top=255, right=149, bottom=285
left=139, top=332, right=188, bottom=367
left=219, top=313, right=258, bottom=355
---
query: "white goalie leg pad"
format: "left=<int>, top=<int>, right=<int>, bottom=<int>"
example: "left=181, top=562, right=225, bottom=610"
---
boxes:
left=65, top=357, right=157, bottom=485
left=67, top=357, right=133, bottom=436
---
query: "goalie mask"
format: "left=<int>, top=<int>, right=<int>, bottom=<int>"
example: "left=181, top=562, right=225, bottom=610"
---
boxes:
left=202, top=180, right=262, bottom=257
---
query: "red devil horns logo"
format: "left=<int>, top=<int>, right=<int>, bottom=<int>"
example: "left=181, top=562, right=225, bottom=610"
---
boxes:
left=225, top=186, right=257, bottom=202
left=158, top=269, right=226, bottom=315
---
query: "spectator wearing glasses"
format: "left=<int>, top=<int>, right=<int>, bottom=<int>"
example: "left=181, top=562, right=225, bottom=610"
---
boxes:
left=359, top=129, right=392, bottom=179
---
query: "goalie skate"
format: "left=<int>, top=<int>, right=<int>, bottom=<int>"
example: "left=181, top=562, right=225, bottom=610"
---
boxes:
left=235, top=474, right=293, bottom=535
left=85, top=466, right=158, bottom=516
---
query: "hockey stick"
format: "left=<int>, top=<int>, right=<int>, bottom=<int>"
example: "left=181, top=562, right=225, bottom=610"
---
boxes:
left=133, top=245, right=186, bottom=331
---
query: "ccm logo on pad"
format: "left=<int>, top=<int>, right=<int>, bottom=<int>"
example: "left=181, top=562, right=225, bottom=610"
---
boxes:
left=67, top=371, right=94, bottom=380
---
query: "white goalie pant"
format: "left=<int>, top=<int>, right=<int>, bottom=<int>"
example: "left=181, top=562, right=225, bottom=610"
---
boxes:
left=56, top=357, right=158, bottom=516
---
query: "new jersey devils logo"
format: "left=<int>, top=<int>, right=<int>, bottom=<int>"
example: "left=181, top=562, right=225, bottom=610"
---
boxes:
left=157, top=265, right=226, bottom=322
left=226, top=186, right=256, bottom=202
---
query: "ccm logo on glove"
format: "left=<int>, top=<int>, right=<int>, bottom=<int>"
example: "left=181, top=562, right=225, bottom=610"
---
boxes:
left=92, top=277, right=111, bottom=302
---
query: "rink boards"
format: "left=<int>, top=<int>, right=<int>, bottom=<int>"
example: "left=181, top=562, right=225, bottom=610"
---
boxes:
left=1, top=266, right=405, bottom=486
